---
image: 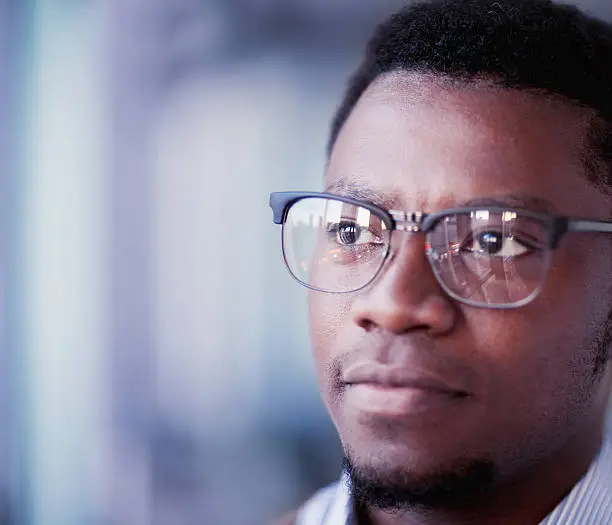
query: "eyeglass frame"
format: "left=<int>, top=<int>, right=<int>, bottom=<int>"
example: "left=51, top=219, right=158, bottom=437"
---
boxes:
left=269, top=191, right=612, bottom=308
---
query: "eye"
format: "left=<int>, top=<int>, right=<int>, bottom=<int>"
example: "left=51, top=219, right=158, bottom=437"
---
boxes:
left=327, top=221, right=383, bottom=246
left=464, top=230, right=531, bottom=257
left=337, top=221, right=360, bottom=245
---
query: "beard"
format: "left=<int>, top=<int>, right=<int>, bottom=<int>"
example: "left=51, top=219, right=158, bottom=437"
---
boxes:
left=590, top=304, right=612, bottom=377
left=342, top=452, right=496, bottom=514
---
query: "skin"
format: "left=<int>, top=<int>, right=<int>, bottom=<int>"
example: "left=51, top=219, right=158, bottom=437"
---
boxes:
left=309, top=72, right=612, bottom=525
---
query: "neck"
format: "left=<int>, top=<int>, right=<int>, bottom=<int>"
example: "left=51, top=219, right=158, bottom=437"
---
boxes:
left=358, top=423, right=605, bottom=525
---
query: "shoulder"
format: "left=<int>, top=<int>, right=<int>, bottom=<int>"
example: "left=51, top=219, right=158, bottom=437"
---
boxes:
left=269, top=481, right=343, bottom=525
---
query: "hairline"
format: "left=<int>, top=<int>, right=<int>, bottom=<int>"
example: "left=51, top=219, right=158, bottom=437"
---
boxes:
left=327, top=69, right=612, bottom=200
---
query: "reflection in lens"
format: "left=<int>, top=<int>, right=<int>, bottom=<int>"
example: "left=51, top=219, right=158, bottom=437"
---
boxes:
left=427, top=210, right=551, bottom=307
left=282, top=197, right=388, bottom=292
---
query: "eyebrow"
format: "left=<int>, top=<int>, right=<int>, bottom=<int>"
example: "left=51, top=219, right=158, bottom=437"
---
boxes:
left=325, top=179, right=559, bottom=215
left=460, top=193, right=560, bottom=214
left=324, top=178, right=400, bottom=210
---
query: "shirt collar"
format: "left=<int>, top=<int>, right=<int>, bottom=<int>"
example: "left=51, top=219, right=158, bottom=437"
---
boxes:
left=538, top=435, right=612, bottom=525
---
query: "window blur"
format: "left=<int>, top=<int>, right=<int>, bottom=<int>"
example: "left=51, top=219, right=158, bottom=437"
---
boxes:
left=2, top=1, right=612, bottom=525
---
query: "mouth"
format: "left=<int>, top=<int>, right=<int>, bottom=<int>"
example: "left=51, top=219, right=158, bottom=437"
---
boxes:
left=343, top=363, right=471, bottom=396
left=344, top=382, right=471, bottom=419
left=341, top=363, right=472, bottom=418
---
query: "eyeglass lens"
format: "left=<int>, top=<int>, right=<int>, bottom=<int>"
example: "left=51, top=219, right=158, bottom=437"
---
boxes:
left=282, top=197, right=551, bottom=307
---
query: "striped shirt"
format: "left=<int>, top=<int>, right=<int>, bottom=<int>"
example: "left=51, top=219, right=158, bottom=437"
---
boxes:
left=296, top=435, right=612, bottom=525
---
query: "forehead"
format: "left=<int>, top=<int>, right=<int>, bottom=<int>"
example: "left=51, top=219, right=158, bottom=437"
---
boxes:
left=326, top=73, right=606, bottom=217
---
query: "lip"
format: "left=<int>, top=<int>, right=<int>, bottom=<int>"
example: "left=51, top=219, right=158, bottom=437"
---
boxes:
left=342, top=362, right=470, bottom=397
left=344, top=383, right=470, bottom=418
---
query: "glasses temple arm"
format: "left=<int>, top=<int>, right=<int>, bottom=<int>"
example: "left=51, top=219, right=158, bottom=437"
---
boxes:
left=566, top=219, right=612, bottom=233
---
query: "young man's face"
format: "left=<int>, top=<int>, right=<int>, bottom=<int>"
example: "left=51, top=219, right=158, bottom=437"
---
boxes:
left=309, top=73, right=612, bottom=506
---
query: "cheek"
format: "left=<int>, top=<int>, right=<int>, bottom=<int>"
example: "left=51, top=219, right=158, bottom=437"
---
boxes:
left=537, top=236, right=612, bottom=362
left=464, top=274, right=608, bottom=438
left=475, top=296, right=597, bottom=380
left=308, top=292, right=353, bottom=402
left=512, top=234, right=612, bottom=360
left=466, top=237, right=612, bottom=451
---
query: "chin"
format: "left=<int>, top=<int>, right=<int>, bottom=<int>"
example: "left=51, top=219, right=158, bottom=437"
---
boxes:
left=342, top=450, right=497, bottom=513
left=338, top=414, right=482, bottom=470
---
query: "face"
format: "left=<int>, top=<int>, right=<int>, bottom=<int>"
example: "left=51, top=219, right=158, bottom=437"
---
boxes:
left=309, top=73, right=612, bottom=509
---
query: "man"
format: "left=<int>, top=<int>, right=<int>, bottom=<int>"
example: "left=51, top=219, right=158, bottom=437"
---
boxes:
left=269, top=1, right=612, bottom=523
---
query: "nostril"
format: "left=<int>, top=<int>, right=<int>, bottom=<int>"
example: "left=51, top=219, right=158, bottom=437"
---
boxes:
left=357, top=318, right=376, bottom=332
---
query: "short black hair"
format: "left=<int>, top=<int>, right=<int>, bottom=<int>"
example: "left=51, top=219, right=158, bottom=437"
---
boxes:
left=329, top=0, right=612, bottom=194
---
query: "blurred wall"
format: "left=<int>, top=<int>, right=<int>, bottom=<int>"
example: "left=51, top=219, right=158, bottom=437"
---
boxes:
left=4, top=1, right=612, bottom=525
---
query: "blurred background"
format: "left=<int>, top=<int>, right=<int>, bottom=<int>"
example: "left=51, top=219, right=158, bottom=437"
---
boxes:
left=1, top=1, right=612, bottom=524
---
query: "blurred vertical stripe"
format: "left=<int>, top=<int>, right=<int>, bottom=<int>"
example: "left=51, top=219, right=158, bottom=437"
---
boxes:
left=19, top=1, right=111, bottom=524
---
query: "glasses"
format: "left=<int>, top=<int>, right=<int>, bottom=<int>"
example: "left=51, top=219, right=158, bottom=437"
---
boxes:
left=270, top=192, right=612, bottom=309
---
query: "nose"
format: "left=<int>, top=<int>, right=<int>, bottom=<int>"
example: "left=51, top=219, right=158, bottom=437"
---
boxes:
left=351, top=232, right=458, bottom=335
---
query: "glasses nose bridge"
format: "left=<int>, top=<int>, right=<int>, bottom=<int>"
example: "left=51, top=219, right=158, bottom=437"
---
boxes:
left=387, top=210, right=429, bottom=262
left=389, top=210, right=426, bottom=233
